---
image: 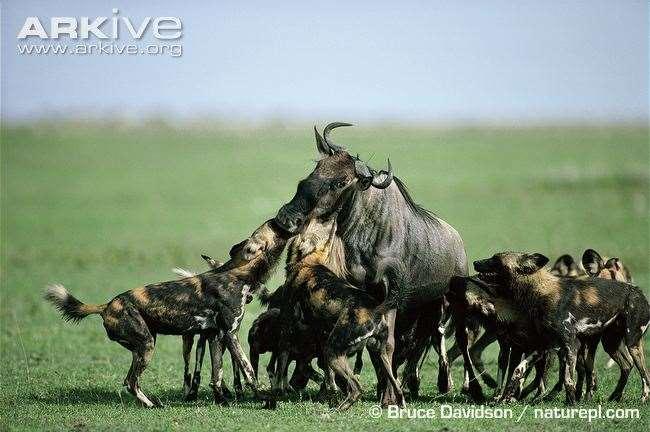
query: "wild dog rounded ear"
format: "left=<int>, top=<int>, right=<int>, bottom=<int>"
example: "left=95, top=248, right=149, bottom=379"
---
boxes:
left=520, top=253, right=550, bottom=274
left=551, top=254, right=576, bottom=276
left=229, top=240, right=247, bottom=258
left=582, top=249, right=604, bottom=276
left=605, top=257, right=622, bottom=272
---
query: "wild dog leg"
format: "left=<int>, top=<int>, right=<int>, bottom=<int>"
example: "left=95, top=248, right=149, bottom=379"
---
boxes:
left=185, top=334, right=207, bottom=401
left=543, top=352, right=566, bottom=402
left=266, top=351, right=278, bottom=388
left=627, top=340, right=650, bottom=402
left=561, top=338, right=580, bottom=405
left=224, top=333, right=258, bottom=388
left=521, top=352, right=549, bottom=400
left=602, top=329, right=631, bottom=401
left=232, top=358, right=243, bottom=398
left=207, top=333, right=229, bottom=406
left=353, top=351, right=364, bottom=375
left=493, top=339, right=511, bottom=399
left=582, top=338, right=599, bottom=400
left=468, top=330, right=498, bottom=389
left=250, top=347, right=260, bottom=380
left=435, top=298, right=454, bottom=393
left=182, top=334, right=194, bottom=398
left=369, top=349, right=388, bottom=401
left=377, top=346, right=406, bottom=408
left=501, top=349, right=542, bottom=402
left=455, top=311, right=484, bottom=401
left=327, top=353, right=363, bottom=410
left=115, top=305, right=159, bottom=408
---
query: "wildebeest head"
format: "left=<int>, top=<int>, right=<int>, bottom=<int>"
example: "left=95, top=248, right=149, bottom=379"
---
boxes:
left=276, top=122, right=394, bottom=233
left=473, top=252, right=550, bottom=285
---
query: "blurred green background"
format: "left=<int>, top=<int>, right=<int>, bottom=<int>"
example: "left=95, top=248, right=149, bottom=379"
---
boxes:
left=1, top=123, right=648, bottom=431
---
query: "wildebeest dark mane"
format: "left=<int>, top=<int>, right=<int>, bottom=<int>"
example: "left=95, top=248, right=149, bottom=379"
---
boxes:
left=392, top=176, right=438, bottom=222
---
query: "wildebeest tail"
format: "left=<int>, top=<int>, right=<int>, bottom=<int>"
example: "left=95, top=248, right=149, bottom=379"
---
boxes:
left=44, top=284, right=107, bottom=323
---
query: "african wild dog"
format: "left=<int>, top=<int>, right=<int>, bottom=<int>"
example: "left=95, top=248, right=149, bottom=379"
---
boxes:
left=447, top=276, right=551, bottom=402
left=279, top=216, right=405, bottom=410
left=45, top=219, right=290, bottom=407
left=173, top=254, right=250, bottom=401
left=473, top=252, right=650, bottom=404
left=247, top=307, right=323, bottom=392
left=452, top=250, right=635, bottom=402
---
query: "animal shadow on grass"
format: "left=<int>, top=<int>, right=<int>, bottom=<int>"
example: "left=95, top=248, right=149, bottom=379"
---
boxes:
left=27, top=387, right=198, bottom=408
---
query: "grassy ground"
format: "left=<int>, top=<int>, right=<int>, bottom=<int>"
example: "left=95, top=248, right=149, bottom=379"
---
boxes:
left=1, top=122, right=648, bottom=431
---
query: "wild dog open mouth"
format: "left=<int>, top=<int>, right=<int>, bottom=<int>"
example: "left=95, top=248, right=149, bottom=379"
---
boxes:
left=475, top=271, right=500, bottom=284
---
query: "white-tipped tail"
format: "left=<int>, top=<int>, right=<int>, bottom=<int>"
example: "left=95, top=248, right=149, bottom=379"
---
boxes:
left=44, top=283, right=105, bottom=322
left=45, top=283, right=70, bottom=306
left=172, top=267, right=196, bottom=278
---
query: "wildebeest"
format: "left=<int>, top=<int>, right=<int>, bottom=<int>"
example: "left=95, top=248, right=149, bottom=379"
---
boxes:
left=274, top=123, right=468, bottom=404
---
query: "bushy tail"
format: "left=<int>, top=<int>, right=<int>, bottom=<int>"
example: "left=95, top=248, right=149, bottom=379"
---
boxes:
left=44, top=284, right=106, bottom=323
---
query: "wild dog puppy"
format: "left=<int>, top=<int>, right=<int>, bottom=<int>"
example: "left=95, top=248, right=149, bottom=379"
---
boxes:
left=281, top=216, right=405, bottom=410
left=474, top=252, right=650, bottom=404
left=45, top=219, right=290, bottom=407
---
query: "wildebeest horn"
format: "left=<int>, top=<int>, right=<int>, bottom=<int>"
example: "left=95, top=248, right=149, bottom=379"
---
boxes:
left=371, top=158, right=393, bottom=189
left=316, top=122, right=352, bottom=155
left=314, top=126, right=329, bottom=155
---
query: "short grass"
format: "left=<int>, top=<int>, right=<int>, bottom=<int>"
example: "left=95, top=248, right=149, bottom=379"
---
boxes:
left=1, top=122, right=648, bottom=431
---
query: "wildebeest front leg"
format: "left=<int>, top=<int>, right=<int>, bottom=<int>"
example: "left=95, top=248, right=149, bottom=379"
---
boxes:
left=380, top=308, right=400, bottom=407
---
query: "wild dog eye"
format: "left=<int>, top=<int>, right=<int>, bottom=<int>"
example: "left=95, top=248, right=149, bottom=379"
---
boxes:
left=335, top=180, right=347, bottom=189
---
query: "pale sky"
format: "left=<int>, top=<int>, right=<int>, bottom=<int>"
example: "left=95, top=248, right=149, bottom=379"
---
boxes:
left=3, top=0, right=648, bottom=122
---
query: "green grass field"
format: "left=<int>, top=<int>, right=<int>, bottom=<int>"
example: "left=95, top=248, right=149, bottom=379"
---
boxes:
left=1, top=123, right=648, bottom=431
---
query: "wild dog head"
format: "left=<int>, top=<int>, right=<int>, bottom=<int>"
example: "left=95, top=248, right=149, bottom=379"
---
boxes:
left=220, top=219, right=292, bottom=285
left=286, top=215, right=338, bottom=265
left=581, top=249, right=633, bottom=283
left=473, top=252, right=550, bottom=287
left=550, top=254, right=583, bottom=277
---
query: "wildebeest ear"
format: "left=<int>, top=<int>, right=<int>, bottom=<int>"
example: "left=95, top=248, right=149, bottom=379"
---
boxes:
left=551, top=254, right=576, bottom=276
left=520, top=253, right=549, bottom=274
left=354, top=159, right=373, bottom=190
left=582, top=249, right=604, bottom=276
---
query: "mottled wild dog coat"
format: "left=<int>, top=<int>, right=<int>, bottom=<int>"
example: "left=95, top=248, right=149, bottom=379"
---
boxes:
left=247, top=307, right=323, bottom=392
left=283, top=216, right=405, bottom=410
left=473, top=252, right=650, bottom=404
left=447, top=276, right=549, bottom=402
left=45, top=219, right=290, bottom=408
